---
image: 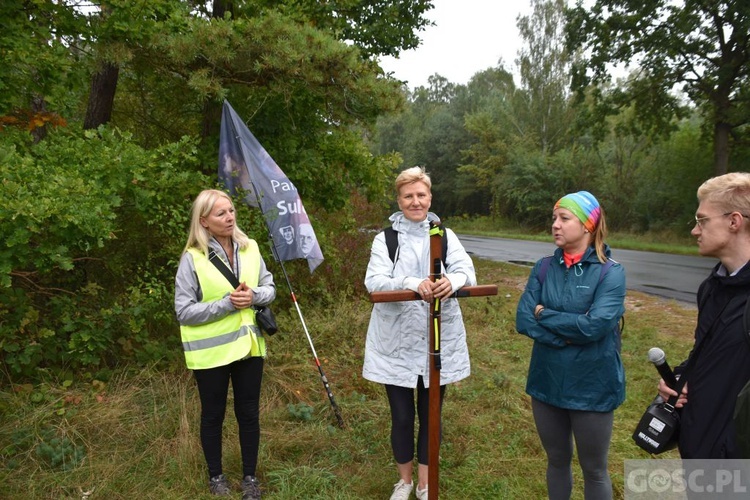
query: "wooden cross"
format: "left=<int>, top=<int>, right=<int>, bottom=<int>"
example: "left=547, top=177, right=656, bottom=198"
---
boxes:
left=369, top=220, right=498, bottom=500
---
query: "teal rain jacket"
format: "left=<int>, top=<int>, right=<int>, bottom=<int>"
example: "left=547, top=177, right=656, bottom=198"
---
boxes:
left=516, top=245, right=626, bottom=412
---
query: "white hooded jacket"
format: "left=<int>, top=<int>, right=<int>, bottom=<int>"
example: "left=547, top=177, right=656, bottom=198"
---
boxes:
left=363, top=212, right=477, bottom=388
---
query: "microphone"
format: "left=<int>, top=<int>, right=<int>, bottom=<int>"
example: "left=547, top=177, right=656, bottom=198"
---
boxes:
left=648, top=347, right=678, bottom=390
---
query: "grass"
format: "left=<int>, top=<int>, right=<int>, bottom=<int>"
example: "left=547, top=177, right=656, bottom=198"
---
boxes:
left=0, top=259, right=698, bottom=499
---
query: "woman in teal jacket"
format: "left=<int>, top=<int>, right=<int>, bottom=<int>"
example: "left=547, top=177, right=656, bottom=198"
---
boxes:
left=516, top=191, right=625, bottom=500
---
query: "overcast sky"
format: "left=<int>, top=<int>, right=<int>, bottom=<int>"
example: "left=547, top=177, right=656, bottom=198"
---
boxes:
left=378, top=0, right=535, bottom=89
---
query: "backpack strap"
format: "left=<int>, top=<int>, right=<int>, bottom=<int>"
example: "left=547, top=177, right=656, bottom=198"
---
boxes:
left=383, top=226, right=448, bottom=267
left=384, top=227, right=399, bottom=264
left=599, top=258, right=615, bottom=283
left=537, top=255, right=553, bottom=284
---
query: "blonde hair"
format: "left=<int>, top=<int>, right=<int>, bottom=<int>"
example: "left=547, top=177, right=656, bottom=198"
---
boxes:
left=591, top=209, right=608, bottom=263
left=697, top=172, right=750, bottom=216
left=395, top=166, right=432, bottom=194
left=183, top=189, right=251, bottom=255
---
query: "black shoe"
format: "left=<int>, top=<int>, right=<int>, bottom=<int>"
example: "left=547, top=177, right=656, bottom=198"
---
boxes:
left=241, top=475, right=262, bottom=500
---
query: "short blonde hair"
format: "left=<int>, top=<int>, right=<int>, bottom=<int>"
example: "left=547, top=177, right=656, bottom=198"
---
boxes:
left=183, top=189, right=251, bottom=255
left=395, top=166, right=431, bottom=194
left=697, top=172, right=750, bottom=216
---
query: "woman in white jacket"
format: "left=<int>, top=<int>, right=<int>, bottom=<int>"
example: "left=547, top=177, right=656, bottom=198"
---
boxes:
left=363, top=166, right=476, bottom=500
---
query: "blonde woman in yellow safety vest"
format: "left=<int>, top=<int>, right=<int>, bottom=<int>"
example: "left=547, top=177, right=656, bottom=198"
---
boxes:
left=175, top=189, right=276, bottom=499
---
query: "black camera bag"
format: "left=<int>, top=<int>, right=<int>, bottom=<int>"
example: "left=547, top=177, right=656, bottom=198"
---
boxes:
left=632, top=396, right=680, bottom=454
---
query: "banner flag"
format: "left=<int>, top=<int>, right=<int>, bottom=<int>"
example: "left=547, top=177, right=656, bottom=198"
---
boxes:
left=218, top=100, right=324, bottom=273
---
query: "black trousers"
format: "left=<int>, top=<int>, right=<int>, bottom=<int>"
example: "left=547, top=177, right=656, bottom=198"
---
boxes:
left=193, top=356, right=264, bottom=478
left=385, top=376, right=446, bottom=465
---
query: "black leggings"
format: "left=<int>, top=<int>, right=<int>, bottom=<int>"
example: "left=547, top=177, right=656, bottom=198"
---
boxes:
left=193, top=356, right=264, bottom=478
left=385, top=377, right=446, bottom=465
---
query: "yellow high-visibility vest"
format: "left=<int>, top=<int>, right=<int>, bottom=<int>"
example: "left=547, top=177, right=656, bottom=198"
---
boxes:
left=181, top=242, right=265, bottom=369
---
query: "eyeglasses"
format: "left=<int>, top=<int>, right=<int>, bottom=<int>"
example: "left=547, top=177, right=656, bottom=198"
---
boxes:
left=690, top=212, right=750, bottom=228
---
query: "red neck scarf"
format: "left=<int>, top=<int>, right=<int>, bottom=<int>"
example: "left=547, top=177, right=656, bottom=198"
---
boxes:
left=563, top=251, right=584, bottom=268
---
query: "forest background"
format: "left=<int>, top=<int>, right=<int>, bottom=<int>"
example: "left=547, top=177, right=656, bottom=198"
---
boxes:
left=0, top=0, right=748, bottom=498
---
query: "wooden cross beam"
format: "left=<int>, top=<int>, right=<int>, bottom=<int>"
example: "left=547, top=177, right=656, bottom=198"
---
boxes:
left=369, top=221, right=498, bottom=500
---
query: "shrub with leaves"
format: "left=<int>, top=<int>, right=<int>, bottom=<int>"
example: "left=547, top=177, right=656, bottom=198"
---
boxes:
left=0, top=128, right=208, bottom=377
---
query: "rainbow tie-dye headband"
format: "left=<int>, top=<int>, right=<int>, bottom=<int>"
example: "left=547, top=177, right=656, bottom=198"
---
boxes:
left=555, top=191, right=601, bottom=233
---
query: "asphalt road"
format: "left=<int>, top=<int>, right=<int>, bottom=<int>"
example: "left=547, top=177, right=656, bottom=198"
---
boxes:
left=457, top=234, right=718, bottom=305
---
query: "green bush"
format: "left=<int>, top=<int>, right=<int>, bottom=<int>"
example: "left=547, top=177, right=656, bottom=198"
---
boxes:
left=498, top=146, right=598, bottom=229
left=0, top=126, right=393, bottom=381
left=0, top=128, right=207, bottom=378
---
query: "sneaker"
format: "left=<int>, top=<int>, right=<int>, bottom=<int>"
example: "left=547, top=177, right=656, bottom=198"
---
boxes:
left=241, top=475, right=262, bottom=500
left=209, top=474, right=231, bottom=496
left=415, top=485, right=428, bottom=500
left=389, top=479, right=413, bottom=500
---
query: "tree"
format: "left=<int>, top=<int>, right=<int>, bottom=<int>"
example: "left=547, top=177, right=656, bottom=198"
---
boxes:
left=456, top=1, right=579, bottom=221
left=73, top=0, right=433, bottom=209
left=459, top=67, right=519, bottom=216
left=457, top=0, right=580, bottom=220
left=0, top=0, right=435, bottom=379
left=566, top=0, right=750, bottom=175
left=75, top=0, right=435, bottom=133
left=267, top=0, right=435, bottom=58
left=516, top=0, right=576, bottom=154
left=82, top=1, right=186, bottom=130
left=373, top=74, right=487, bottom=215
left=1, top=1, right=429, bottom=210
left=0, top=1, right=82, bottom=137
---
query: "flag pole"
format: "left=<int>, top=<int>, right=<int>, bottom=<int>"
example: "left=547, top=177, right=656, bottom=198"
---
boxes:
left=224, top=118, right=345, bottom=429
left=261, top=226, right=345, bottom=430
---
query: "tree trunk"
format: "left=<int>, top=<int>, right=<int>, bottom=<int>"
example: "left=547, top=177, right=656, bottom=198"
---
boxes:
left=212, top=0, right=234, bottom=19
left=83, top=62, right=120, bottom=130
left=200, top=100, right=221, bottom=140
left=31, top=94, right=47, bottom=143
left=713, top=121, right=730, bottom=176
